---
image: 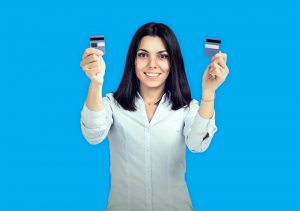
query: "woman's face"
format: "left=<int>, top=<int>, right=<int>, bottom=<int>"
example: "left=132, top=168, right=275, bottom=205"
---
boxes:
left=135, top=36, right=170, bottom=91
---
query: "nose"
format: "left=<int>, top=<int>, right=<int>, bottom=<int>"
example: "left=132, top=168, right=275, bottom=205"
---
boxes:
left=148, top=55, right=157, bottom=69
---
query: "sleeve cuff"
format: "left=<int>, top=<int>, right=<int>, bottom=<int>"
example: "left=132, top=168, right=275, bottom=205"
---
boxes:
left=81, top=103, right=107, bottom=128
left=194, top=110, right=217, bottom=139
left=194, top=110, right=216, bottom=128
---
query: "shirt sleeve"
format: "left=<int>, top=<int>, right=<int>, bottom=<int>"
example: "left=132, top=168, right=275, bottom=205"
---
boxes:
left=183, top=99, right=218, bottom=153
left=80, top=94, right=113, bottom=145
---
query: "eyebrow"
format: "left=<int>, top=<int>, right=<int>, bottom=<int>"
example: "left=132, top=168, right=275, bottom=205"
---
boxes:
left=137, top=49, right=168, bottom=54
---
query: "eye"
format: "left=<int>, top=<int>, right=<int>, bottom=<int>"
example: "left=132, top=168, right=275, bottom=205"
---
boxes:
left=158, top=54, right=169, bottom=60
left=137, top=52, right=148, bottom=58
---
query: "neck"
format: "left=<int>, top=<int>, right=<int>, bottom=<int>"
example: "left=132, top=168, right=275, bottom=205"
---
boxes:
left=139, top=86, right=164, bottom=105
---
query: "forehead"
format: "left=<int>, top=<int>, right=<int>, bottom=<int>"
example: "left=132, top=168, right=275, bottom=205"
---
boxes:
left=138, top=36, right=167, bottom=52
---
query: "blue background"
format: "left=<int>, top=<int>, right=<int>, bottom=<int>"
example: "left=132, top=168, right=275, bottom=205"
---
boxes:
left=0, top=0, right=299, bottom=210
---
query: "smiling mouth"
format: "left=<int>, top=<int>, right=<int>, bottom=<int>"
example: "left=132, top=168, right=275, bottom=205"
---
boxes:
left=144, top=72, right=161, bottom=79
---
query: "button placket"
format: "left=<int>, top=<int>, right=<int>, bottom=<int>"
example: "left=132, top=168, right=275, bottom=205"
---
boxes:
left=145, top=126, right=152, bottom=211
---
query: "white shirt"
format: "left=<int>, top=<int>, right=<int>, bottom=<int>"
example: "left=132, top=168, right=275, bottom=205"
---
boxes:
left=80, top=92, right=217, bottom=211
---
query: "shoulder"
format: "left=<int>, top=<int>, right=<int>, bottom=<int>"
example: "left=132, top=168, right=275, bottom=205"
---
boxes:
left=104, top=92, right=114, bottom=101
left=190, top=99, right=199, bottom=106
left=179, top=99, right=199, bottom=114
left=100, top=93, right=114, bottom=106
left=184, top=99, right=199, bottom=110
left=173, top=98, right=199, bottom=114
left=103, top=92, right=119, bottom=108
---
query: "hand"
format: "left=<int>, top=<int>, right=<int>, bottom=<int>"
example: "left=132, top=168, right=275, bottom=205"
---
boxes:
left=202, top=51, right=229, bottom=94
left=80, top=48, right=106, bottom=85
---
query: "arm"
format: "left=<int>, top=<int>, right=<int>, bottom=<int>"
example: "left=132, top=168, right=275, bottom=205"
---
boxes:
left=80, top=48, right=112, bottom=144
left=86, top=81, right=104, bottom=112
left=184, top=98, right=217, bottom=153
left=198, top=90, right=215, bottom=119
left=184, top=52, right=229, bottom=152
left=80, top=88, right=113, bottom=145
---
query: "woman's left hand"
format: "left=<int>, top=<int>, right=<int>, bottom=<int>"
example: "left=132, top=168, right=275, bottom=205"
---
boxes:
left=202, top=51, right=229, bottom=95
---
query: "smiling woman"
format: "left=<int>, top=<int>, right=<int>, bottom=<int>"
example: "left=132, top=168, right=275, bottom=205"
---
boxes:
left=136, top=41, right=169, bottom=81
left=113, top=22, right=193, bottom=111
left=79, top=22, right=229, bottom=211
left=135, top=36, right=170, bottom=104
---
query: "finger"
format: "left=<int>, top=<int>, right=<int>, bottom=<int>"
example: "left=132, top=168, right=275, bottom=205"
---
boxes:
left=211, top=51, right=227, bottom=63
left=212, top=57, right=227, bottom=69
left=87, top=66, right=101, bottom=75
left=211, top=51, right=226, bottom=61
left=82, top=48, right=104, bottom=59
left=208, top=67, right=217, bottom=79
left=209, top=63, right=226, bottom=78
left=211, top=62, right=223, bottom=71
left=85, top=54, right=100, bottom=65
left=216, top=66, right=228, bottom=82
left=83, top=61, right=100, bottom=70
left=208, top=65, right=217, bottom=78
left=81, top=54, right=100, bottom=67
left=212, top=60, right=229, bottom=75
left=214, top=67, right=224, bottom=77
left=82, top=48, right=95, bottom=59
left=83, top=48, right=103, bottom=58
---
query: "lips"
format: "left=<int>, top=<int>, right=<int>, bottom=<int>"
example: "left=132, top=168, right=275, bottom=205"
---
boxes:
left=144, top=72, right=161, bottom=79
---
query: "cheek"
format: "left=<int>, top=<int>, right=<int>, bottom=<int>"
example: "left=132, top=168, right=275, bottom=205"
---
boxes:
left=135, top=60, right=146, bottom=79
left=162, top=71, right=170, bottom=81
left=159, top=61, right=170, bottom=72
left=135, top=58, right=147, bottom=70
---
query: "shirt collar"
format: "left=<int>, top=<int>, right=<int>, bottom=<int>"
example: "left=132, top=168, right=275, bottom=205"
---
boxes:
left=137, top=91, right=170, bottom=105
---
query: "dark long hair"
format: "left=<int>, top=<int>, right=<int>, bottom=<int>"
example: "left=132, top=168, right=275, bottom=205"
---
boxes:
left=113, top=22, right=192, bottom=111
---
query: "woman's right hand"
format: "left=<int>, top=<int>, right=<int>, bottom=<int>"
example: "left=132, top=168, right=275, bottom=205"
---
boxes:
left=80, top=48, right=106, bottom=85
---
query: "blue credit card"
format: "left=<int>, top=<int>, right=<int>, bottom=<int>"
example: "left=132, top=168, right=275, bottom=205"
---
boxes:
left=90, top=35, right=105, bottom=54
left=204, top=38, right=221, bottom=57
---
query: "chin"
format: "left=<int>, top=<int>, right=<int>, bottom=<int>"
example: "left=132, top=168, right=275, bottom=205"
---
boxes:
left=142, top=81, right=165, bottom=89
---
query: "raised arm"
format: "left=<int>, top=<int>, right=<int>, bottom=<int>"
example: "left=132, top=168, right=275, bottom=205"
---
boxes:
left=79, top=48, right=113, bottom=144
left=185, top=52, right=229, bottom=152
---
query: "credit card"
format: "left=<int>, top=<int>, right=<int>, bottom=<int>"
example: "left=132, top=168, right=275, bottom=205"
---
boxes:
left=90, top=35, right=105, bottom=54
left=204, top=38, right=221, bottom=57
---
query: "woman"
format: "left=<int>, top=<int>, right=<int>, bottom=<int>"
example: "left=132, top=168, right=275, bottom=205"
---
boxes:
left=80, top=22, right=229, bottom=211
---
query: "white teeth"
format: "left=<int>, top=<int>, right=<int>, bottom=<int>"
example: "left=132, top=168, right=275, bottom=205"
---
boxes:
left=145, top=73, right=159, bottom=77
